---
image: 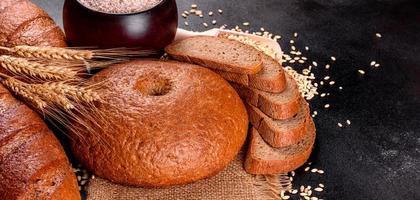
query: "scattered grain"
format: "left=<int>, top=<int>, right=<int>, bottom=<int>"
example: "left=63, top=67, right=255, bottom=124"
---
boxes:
left=305, top=46, right=309, bottom=51
left=318, top=170, right=325, bottom=174
left=218, top=9, right=223, bottom=13
left=338, top=123, right=343, bottom=127
left=312, top=61, right=318, bottom=66
left=358, top=69, right=366, bottom=75
left=331, top=56, right=336, bottom=61
left=325, top=64, right=330, bottom=69
left=323, top=76, right=330, bottom=80
left=184, top=21, right=189, bottom=26
left=320, top=93, right=326, bottom=97
left=191, top=4, right=197, bottom=9
left=370, top=61, right=376, bottom=66
left=346, top=120, right=351, bottom=125
left=315, top=187, right=324, bottom=192
left=243, top=22, right=250, bottom=26
left=212, top=20, right=217, bottom=25
left=311, top=168, right=318, bottom=173
left=294, top=32, right=298, bottom=37
left=329, top=81, right=335, bottom=85
left=202, top=22, right=208, bottom=27
left=319, top=183, right=325, bottom=188
left=375, top=63, right=380, bottom=67
left=324, top=104, right=330, bottom=108
left=376, top=33, right=382, bottom=38
left=339, top=86, right=343, bottom=90
left=292, top=189, right=298, bottom=194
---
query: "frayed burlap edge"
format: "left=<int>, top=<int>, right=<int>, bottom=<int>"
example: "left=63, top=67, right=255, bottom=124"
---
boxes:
left=253, top=174, right=292, bottom=200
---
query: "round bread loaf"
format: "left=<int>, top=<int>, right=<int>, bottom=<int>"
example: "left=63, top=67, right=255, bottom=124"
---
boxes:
left=70, top=60, right=248, bottom=187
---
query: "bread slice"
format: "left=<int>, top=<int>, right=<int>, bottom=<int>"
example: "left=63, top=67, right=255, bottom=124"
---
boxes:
left=165, top=36, right=263, bottom=74
left=214, top=53, right=286, bottom=93
left=247, top=99, right=310, bottom=148
left=231, top=74, right=301, bottom=120
left=244, top=119, right=316, bottom=174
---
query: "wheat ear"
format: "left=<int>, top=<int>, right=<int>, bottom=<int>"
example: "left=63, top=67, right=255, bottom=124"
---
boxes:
left=43, top=81, right=101, bottom=103
left=0, top=46, right=158, bottom=61
left=0, top=55, right=79, bottom=81
left=1, top=76, right=47, bottom=109
left=0, top=46, right=93, bottom=60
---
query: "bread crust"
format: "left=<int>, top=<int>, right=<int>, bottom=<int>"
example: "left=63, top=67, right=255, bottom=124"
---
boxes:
left=165, top=36, right=263, bottom=74
left=244, top=119, right=316, bottom=174
left=70, top=60, right=249, bottom=187
left=0, top=85, right=80, bottom=200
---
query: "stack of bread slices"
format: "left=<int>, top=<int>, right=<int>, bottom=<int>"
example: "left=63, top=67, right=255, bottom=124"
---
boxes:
left=166, top=36, right=316, bottom=174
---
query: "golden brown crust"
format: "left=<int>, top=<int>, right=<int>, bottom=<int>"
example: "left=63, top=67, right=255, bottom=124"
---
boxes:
left=70, top=60, right=248, bottom=187
left=0, top=85, right=80, bottom=200
left=244, top=119, right=316, bottom=174
left=0, top=0, right=66, bottom=47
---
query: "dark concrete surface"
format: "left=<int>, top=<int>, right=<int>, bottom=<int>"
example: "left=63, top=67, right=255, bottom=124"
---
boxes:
left=32, top=0, right=420, bottom=199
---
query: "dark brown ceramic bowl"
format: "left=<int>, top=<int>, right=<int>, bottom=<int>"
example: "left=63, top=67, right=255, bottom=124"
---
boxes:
left=63, top=0, right=178, bottom=49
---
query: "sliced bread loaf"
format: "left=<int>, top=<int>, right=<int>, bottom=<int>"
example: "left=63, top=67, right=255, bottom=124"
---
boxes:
left=231, top=74, right=301, bottom=120
left=213, top=53, right=286, bottom=93
left=244, top=119, right=316, bottom=174
left=165, top=36, right=263, bottom=74
left=246, top=99, right=310, bottom=148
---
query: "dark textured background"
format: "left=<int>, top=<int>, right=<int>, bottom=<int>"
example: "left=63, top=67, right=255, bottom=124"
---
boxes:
left=32, top=0, right=420, bottom=199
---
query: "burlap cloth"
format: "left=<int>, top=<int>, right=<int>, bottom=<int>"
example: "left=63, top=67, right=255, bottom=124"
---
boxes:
left=86, top=154, right=286, bottom=200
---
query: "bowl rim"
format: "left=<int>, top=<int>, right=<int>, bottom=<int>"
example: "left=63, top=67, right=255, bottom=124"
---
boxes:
left=73, top=0, right=168, bottom=16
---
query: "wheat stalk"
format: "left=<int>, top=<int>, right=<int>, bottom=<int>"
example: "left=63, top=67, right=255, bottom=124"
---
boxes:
left=0, top=55, right=79, bottom=81
left=0, top=45, right=158, bottom=61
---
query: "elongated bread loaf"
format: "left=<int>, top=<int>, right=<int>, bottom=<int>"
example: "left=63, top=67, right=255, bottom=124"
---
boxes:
left=0, top=85, right=80, bottom=200
left=0, top=0, right=66, bottom=47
